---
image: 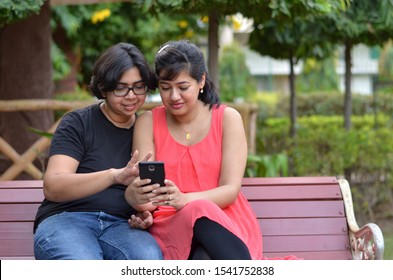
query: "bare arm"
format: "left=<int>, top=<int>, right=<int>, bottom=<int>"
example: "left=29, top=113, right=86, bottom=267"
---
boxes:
left=124, top=111, right=158, bottom=212
left=132, top=111, right=156, bottom=161
left=44, top=153, right=140, bottom=202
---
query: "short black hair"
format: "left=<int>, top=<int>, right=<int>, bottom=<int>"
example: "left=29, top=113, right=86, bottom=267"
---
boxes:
left=89, top=43, right=155, bottom=99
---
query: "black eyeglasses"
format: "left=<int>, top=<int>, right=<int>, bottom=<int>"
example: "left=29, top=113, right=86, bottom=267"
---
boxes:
left=113, top=85, right=148, bottom=97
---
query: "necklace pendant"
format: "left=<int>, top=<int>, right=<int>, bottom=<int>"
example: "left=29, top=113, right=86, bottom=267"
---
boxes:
left=186, top=132, right=191, bottom=140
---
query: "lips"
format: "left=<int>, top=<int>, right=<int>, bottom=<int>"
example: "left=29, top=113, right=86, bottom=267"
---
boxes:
left=123, top=103, right=137, bottom=111
left=171, top=103, right=184, bottom=110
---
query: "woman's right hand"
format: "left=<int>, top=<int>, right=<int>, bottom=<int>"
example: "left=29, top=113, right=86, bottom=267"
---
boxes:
left=113, top=150, right=151, bottom=186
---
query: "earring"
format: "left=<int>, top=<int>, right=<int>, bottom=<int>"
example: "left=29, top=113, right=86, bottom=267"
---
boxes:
left=200, top=88, right=204, bottom=93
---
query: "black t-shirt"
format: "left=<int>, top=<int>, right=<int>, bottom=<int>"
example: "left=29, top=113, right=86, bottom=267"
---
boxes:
left=34, top=103, right=137, bottom=232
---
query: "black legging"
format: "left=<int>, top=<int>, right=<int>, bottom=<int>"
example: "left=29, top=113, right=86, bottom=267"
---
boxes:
left=189, top=217, right=252, bottom=260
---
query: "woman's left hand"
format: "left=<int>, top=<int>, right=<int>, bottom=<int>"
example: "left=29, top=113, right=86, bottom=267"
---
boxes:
left=150, top=179, right=187, bottom=210
left=128, top=211, right=153, bottom=229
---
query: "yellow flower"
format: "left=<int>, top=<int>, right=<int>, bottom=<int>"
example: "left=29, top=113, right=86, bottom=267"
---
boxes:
left=200, top=16, right=209, bottom=24
left=91, top=9, right=111, bottom=24
left=307, top=58, right=317, bottom=69
left=185, top=30, right=194, bottom=38
left=178, top=20, right=188, bottom=29
left=232, top=18, right=241, bottom=31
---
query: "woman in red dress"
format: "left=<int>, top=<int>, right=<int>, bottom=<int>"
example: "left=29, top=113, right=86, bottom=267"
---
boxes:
left=126, top=40, right=298, bottom=260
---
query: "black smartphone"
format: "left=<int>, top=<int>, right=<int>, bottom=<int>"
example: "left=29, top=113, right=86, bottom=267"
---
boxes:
left=139, top=161, right=165, bottom=186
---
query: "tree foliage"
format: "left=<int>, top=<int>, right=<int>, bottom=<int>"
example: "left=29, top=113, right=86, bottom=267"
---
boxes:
left=51, top=2, right=206, bottom=85
left=320, top=0, right=393, bottom=130
left=142, top=0, right=346, bottom=94
left=0, top=0, right=45, bottom=28
left=247, top=0, right=349, bottom=139
left=296, top=57, right=340, bottom=93
left=324, top=0, right=393, bottom=46
left=144, top=0, right=349, bottom=20
left=379, top=41, right=393, bottom=81
left=219, top=42, right=256, bottom=102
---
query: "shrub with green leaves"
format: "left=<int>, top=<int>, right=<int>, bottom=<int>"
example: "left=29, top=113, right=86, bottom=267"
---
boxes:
left=266, top=92, right=393, bottom=117
left=257, top=114, right=393, bottom=220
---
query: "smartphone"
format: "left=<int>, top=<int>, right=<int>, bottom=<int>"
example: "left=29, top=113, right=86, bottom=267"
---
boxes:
left=139, top=161, right=165, bottom=186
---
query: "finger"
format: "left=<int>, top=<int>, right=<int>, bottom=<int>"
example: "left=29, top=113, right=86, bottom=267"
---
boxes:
left=140, top=151, right=153, bottom=162
left=141, top=183, right=161, bottom=195
left=128, top=219, right=137, bottom=228
left=145, top=218, right=153, bottom=227
left=152, top=186, right=169, bottom=194
left=152, top=200, right=170, bottom=206
left=129, top=150, right=139, bottom=165
left=137, top=178, right=151, bottom=189
left=142, top=210, right=151, bottom=218
left=149, top=194, right=168, bottom=203
left=132, top=151, right=154, bottom=168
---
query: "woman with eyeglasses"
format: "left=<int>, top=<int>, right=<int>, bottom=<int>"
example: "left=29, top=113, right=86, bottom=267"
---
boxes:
left=33, top=43, right=163, bottom=260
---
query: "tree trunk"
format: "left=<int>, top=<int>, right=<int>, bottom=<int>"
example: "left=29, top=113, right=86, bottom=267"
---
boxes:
left=289, top=56, right=297, bottom=138
left=52, top=25, right=79, bottom=94
left=288, top=55, right=297, bottom=176
left=343, top=41, right=353, bottom=184
left=344, top=41, right=352, bottom=131
left=208, top=9, right=220, bottom=94
left=0, top=1, right=53, bottom=179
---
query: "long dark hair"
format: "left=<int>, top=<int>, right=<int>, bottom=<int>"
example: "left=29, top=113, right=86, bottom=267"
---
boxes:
left=155, top=40, right=220, bottom=108
left=89, top=42, right=155, bottom=99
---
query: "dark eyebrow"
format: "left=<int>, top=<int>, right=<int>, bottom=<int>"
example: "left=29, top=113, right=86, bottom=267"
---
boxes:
left=117, top=80, right=144, bottom=86
left=159, top=81, right=191, bottom=86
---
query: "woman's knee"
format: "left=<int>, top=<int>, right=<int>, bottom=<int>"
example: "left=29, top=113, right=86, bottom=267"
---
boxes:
left=183, top=199, right=222, bottom=215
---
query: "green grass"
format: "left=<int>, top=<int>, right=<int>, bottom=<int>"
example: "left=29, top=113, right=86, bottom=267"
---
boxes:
left=384, top=232, right=393, bottom=260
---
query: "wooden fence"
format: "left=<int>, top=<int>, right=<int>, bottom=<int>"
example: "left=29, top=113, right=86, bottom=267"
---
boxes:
left=0, top=99, right=258, bottom=180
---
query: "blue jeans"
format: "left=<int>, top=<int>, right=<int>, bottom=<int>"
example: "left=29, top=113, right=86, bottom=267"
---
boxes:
left=34, top=211, right=163, bottom=260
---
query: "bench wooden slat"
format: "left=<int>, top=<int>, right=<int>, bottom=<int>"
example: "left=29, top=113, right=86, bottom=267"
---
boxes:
left=250, top=200, right=345, bottom=218
left=241, top=185, right=342, bottom=200
left=259, top=217, right=348, bottom=235
left=263, top=251, right=352, bottom=260
left=0, top=189, right=44, bottom=203
left=0, top=221, right=34, bottom=257
left=0, top=238, right=34, bottom=257
left=0, top=222, right=34, bottom=238
left=0, top=204, right=40, bottom=221
left=0, top=180, right=43, bottom=189
left=242, top=176, right=338, bottom=186
left=263, top=235, right=350, bottom=252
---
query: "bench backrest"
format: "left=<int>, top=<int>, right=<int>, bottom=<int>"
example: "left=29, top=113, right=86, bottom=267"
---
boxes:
left=0, top=180, right=43, bottom=259
left=241, top=176, right=352, bottom=260
left=0, top=177, right=352, bottom=260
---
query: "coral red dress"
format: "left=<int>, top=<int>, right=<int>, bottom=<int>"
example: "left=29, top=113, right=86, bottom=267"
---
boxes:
left=149, top=105, right=263, bottom=260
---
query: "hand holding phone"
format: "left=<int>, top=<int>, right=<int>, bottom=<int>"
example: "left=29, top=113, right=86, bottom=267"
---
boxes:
left=139, top=161, right=165, bottom=186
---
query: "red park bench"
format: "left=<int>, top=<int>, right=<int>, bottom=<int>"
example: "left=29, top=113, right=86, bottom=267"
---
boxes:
left=0, top=176, right=384, bottom=260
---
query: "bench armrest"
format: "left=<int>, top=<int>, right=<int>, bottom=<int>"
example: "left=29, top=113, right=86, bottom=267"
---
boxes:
left=338, top=179, right=385, bottom=260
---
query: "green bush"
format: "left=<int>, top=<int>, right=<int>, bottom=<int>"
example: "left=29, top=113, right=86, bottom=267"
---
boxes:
left=257, top=114, right=393, bottom=220
left=246, top=153, right=288, bottom=177
left=264, top=92, right=393, bottom=117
